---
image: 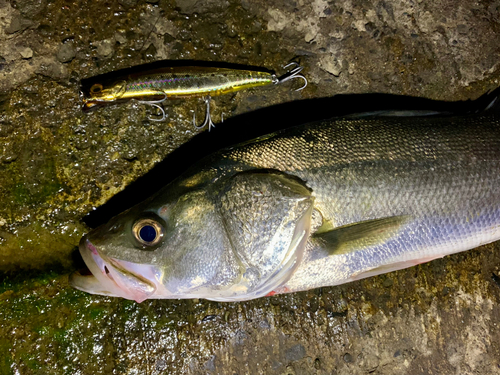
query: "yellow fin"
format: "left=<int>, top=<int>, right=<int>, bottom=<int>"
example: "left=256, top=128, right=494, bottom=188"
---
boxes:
left=313, top=216, right=410, bottom=255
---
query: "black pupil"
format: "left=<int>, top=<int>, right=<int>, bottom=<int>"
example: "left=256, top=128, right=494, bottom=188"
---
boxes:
left=139, top=225, right=157, bottom=243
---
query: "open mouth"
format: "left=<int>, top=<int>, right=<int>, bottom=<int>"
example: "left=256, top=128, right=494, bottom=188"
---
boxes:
left=69, top=237, right=158, bottom=303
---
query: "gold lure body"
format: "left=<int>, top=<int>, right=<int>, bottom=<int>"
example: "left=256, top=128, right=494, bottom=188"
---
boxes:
left=82, top=66, right=277, bottom=111
left=80, top=63, right=307, bottom=129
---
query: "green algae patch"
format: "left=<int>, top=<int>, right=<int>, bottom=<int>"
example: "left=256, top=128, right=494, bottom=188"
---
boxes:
left=20, top=352, right=42, bottom=371
left=1, top=142, right=64, bottom=210
left=11, top=182, right=32, bottom=207
left=0, top=268, right=59, bottom=295
left=0, top=338, right=13, bottom=375
left=0, top=221, right=86, bottom=272
left=0, top=271, right=123, bottom=374
left=9, top=164, right=63, bottom=207
left=88, top=305, right=109, bottom=320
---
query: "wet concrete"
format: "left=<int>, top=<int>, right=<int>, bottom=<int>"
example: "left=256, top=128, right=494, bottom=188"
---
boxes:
left=0, top=0, right=500, bottom=374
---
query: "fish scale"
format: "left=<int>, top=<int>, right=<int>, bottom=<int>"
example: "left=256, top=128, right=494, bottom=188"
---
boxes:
left=214, top=115, right=500, bottom=294
left=221, top=116, right=500, bottom=294
left=70, top=114, right=500, bottom=302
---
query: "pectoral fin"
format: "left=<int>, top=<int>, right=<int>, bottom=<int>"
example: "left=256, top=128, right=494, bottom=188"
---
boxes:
left=314, top=216, right=410, bottom=255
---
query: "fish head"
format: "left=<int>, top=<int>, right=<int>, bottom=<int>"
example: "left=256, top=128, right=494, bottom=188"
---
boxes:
left=70, top=183, right=234, bottom=302
left=70, top=170, right=315, bottom=302
left=80, top=80, right=127, bottom=112
left=70, top=207, right=168, bottom=303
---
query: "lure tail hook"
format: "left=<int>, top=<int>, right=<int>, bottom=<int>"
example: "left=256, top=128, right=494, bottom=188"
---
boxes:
left=193, top=97, right=219, bottom=132
left=136, top=93, right=168, bottom=122
left=274, top=62, right=308, bottom=91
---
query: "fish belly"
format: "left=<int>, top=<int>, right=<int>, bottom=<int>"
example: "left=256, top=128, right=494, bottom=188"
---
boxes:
left=283, top=211, right=500, bottom=293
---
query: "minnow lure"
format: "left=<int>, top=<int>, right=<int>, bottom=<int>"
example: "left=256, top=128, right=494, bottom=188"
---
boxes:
left=80, top=62, right=307, bottom=130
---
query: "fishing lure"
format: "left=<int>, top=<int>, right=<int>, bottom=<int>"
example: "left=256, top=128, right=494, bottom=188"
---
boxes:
left=80, top=62, right=307, bottom=130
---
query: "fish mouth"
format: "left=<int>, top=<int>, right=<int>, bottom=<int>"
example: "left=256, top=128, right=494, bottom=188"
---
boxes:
left=69, top=237, right=159, bottom=303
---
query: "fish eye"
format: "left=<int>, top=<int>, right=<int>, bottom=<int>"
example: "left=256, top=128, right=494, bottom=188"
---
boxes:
left=90, top=84, right=103, bottom=94
left=132, top=218, right=164, bottom=247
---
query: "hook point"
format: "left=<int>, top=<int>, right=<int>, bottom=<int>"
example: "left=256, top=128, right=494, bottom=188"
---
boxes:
left=193, top=97, right=216, bottom=131
left=276, top=62, right=308, bottom=91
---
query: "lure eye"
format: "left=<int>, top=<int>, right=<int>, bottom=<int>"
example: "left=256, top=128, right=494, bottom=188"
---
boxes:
left=132, top=218, right=164, bottom=247
left=90, top=84, right=103, bottom=94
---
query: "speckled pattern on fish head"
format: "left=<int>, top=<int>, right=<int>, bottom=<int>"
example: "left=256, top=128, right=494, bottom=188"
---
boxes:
left=71, top=167, right=315, bottom=303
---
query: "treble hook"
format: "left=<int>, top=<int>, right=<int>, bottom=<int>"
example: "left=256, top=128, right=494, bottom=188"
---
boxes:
left=136, top=93, right=168, bottom=122
left=193, top=96, right=220, bottom=132
left=274, top=62, right=308, bottom=91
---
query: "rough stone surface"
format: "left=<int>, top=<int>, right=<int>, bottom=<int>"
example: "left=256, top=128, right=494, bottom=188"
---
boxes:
left=56, top=43, right=76, bottom=63
left=5, top=15, right=33, bottom=34
left=0, top=0, right=500, bottom=374
left=18, top=47, right=33, bottom=59
left=96, top=39, right=114, bottom=58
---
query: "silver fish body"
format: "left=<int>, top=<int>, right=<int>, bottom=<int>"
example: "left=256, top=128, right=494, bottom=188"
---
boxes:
left=70, top=114, right=500, bottom=302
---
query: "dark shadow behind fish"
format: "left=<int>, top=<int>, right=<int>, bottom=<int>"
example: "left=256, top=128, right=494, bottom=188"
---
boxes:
left=83, top=87, right=500, bottom=229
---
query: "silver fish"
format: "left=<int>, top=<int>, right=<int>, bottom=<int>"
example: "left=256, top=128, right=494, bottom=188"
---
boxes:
left=70, top=114, right=500, bottom=302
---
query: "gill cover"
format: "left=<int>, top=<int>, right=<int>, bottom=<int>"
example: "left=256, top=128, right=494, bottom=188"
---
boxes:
left=215, top=171, right=314, bottom=300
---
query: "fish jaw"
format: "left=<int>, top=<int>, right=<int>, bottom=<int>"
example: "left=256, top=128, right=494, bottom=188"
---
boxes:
left=70, top=237, right=161, bottom=303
